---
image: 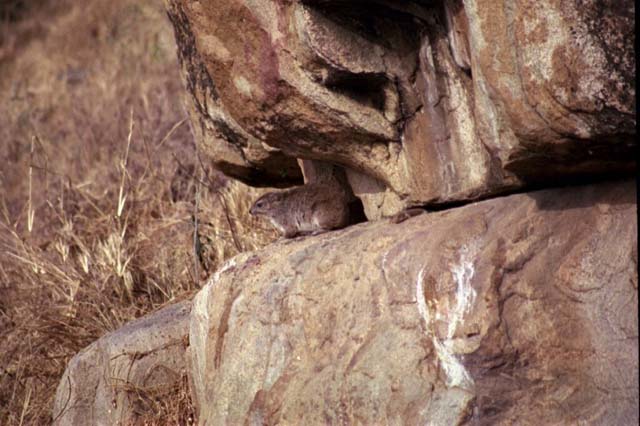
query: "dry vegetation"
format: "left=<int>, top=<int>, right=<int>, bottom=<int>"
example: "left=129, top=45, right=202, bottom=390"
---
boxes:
left=0, top=0, right=276, bottom=424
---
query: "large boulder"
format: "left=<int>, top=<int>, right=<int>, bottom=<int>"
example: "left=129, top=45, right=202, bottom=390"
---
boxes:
left=164, top=0, right=635, bottom=218
left=189, top=179, right=637, bottom=424
left=52, top=301, right=192, bottom=425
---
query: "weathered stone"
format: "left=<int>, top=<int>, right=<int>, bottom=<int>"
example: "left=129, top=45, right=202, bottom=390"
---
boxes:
left=52, top=301, right=191, bottom=426
left=345, top=167, right=405, bottom=220
left=189, top=179, right=638, bottom=424
left=165, top=0, right=635, bottom=218
left=464, top=0, right=636, bottom=178
left=164, top=0, right=303, bottom=188
left=295, top=159, right=367, bottom=223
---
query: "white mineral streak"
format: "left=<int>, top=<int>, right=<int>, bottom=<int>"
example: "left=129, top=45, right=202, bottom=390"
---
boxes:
left=448, top=246, right=477, bottom=342
left=416, top=244, right=477, bottom=389
left=211, top=257, right=238, bottom=285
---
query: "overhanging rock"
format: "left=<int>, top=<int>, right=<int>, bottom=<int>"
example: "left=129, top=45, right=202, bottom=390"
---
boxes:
left=165, top=0, right=635, bottom=217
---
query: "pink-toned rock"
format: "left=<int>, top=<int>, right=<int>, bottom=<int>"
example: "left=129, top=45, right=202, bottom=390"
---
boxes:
left=189, top=179, right=637, bottom=424
left=165, top=0, right=635, bottom=217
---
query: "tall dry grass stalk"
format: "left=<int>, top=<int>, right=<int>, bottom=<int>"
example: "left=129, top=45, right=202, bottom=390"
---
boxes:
left=0, top=0, right=277, bottom=423
left=0, top=111, right=276, bottom=423
left=117, top=110, right=134, bottom=219
left=27, top=137, right=34, bottom=233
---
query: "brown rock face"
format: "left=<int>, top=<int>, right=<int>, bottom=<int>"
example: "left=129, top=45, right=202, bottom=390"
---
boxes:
left=52, top=301, right=191, bottom=426
left=165, top=0, right=635, bottom=217
left=164, top=1, right=303, bottom=187
left=465, top=0, right=636, bottom=178
left=189, top=180, right=637, bottom=424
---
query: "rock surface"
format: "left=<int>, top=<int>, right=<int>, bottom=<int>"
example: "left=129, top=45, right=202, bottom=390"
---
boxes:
left=189, top=179, right=638, bottom=424
left=165, top=0, right=635, bottom=217
left=52, top=301, right=192, bottom=425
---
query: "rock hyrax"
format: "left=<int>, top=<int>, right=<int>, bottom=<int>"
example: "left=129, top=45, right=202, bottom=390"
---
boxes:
left=250, top=183, right=352, bottom=238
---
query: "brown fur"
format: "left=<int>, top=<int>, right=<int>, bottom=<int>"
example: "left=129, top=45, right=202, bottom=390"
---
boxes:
left=250, top=183, right=352, bottom=238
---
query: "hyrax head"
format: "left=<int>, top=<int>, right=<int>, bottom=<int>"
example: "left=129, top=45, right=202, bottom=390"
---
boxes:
left=250, top=191, right=284, bottom=217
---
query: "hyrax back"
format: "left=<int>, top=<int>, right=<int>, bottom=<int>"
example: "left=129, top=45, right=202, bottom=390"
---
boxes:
left=250, top=183, right=352, bottom=238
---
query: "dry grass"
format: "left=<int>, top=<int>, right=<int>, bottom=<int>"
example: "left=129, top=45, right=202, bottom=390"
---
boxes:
left=0, top=0, right=276, bottom=424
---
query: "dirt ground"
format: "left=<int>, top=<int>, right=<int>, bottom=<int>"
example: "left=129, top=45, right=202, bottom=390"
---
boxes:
left=0, top=0, right=276, bottom=423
